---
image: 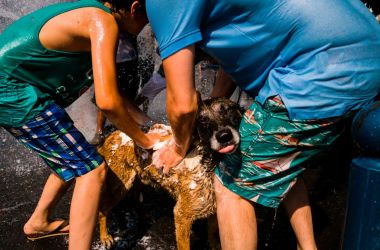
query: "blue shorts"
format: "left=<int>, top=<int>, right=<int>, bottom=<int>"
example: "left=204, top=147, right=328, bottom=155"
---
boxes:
left=6, top=103, right=104, bottom=182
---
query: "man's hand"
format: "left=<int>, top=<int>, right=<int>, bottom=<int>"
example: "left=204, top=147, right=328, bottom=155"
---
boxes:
left=151, top=137, right=186, bottom=174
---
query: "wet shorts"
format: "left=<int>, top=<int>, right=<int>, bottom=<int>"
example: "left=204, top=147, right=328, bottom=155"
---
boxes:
left=215, top=96, right=352, bottom=208
left=6, top=103, right=104, bottom=182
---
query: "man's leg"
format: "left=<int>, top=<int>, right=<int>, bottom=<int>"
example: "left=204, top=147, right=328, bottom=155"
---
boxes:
left=68, top=161, right=107, bottom=250
left=214, top=176, right=257, bottom=250
left=283, top=178, right=317, bottom=250
left=23, top=173, right=72, bottom=235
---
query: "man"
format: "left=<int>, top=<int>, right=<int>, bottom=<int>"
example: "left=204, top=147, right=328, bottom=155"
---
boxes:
left=147, top=0, right=380, bottom=249
left=0, top=0, right=160, bottom=249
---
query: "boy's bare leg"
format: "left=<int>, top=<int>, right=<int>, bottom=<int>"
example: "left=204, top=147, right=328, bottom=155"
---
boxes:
left=68, top=162, right=107, bottom=250
left=24, top=173, right=72, bottom=235
left=283, top=178, right=317, bottom=250
left=214, top=176, right=257, bottom=250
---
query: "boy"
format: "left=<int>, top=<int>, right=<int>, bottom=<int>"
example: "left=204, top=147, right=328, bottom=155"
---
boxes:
left=0, top=0, right=160, bottom=249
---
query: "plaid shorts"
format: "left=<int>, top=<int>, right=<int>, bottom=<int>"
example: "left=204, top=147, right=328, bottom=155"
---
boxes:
left=215, top=96, right=352, bottom=208
left=6, top=103, right=104, bottom=182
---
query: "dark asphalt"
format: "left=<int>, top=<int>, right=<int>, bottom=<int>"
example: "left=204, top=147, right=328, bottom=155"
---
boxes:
left=0, top=128, right=70, bottom=250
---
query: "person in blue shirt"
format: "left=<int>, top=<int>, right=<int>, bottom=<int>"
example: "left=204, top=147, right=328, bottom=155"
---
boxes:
left=147, top=0, right=380, bottom=249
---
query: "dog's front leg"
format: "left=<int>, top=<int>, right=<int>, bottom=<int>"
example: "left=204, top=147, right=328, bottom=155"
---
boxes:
left=174, top=200, right=192, bottom=250
left=98, top=211, right=114, bottom=249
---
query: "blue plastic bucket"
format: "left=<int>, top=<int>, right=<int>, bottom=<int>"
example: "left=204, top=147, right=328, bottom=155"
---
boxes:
left=343, top=157, right=380, bottom=250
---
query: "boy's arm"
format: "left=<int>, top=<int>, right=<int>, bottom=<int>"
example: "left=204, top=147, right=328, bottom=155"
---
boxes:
left=123, top=96, right=153, bottom=126
left=89, top=10, right=159, bottom=149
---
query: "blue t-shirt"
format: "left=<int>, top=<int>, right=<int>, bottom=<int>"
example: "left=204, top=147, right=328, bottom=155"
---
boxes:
left=147, top=0, right=380, bottom=120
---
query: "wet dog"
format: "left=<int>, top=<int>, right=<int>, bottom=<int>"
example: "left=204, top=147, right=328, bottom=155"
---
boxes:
left=97, top=97, right=243, bottom=250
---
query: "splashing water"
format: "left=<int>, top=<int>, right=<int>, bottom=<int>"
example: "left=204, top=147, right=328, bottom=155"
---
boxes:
left=0, top=0, right=74, bottom=32
left=264, top=208, right=279, bottom=248
left=0, top=7, right=19, bottom=21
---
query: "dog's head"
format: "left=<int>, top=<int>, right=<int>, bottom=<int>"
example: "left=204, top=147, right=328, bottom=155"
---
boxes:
left=195, top=97, right=244, bottom=155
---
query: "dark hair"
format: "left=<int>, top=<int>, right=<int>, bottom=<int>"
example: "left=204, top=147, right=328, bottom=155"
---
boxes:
left=362, top=0, right=380, bottom=16
left=101, top=0, right=146, bottom=13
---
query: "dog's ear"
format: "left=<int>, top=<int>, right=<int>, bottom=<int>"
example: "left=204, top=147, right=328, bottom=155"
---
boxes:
left=196, top=91, right=203, bottom=105
left=196, top=91, right=204, bottom=114
left=195, top=91, right=205, bottom=122
left=233, top=102, right=245, bottom=118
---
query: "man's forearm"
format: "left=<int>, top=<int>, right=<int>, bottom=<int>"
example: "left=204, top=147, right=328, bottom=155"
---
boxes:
left=167, top=91, right=198, bottom=156
left=162, top=45, right=198, bottom=156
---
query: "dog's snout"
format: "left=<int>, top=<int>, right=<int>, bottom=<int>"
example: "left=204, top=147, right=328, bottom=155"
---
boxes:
left=216, top=129, right=233, bottom=144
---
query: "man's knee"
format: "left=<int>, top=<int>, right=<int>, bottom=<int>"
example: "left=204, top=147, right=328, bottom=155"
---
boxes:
left=214, top=175, right=242, bottom=204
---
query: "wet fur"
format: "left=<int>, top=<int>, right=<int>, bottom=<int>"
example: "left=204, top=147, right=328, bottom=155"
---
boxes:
left=97, top=98, right=243, bottom=250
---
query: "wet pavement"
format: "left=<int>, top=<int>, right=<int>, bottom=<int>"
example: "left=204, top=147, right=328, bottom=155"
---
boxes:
left=0, top=1, right=352, bottom=249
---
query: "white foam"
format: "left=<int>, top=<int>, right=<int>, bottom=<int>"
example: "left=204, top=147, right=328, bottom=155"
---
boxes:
left=137, top=236, right=155, bottom=250
left=111, top=144, right=119, bottom=151
left=183, top=154, right=202, bottom=171
left=148, top=124, right=172, bottom=136
left=189, top=180, right=197, bottom=190
left=119, top=132, right=132, bottom=146
left=152, top=140, right=169, bottom=150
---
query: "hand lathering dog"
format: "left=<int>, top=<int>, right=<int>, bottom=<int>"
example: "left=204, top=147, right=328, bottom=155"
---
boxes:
left=97, top=97, right=244, bottom=250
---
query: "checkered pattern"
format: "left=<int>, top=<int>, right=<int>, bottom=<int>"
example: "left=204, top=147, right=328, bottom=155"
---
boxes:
left=6, top=103, right=104, bottom=181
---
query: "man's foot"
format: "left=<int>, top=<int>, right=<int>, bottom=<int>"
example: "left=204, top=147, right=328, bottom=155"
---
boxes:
left=90, top=132, right=105, bottom=146
left=24, top=219, right=70, bottom=241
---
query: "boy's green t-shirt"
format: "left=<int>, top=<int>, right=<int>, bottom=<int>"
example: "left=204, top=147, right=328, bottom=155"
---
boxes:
left=0, top=0, right=111, bottom=127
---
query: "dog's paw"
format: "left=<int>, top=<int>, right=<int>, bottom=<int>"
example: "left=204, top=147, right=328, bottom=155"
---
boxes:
left=100, top=234, right=114, bottom=249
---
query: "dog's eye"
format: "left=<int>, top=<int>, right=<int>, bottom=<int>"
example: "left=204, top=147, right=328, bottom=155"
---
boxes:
left=233, top=115, right=241, bottom=125
left=198, top=116, right=210, bottom=124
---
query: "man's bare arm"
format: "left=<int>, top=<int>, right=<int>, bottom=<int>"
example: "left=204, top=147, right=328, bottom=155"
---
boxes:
left=151, top=45, right=198, bottom=173
left=163, top=45, right=198, bottom=156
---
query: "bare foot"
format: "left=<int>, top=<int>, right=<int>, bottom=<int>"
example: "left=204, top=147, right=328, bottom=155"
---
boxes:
left=24, top=219, right=70, bottom=235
